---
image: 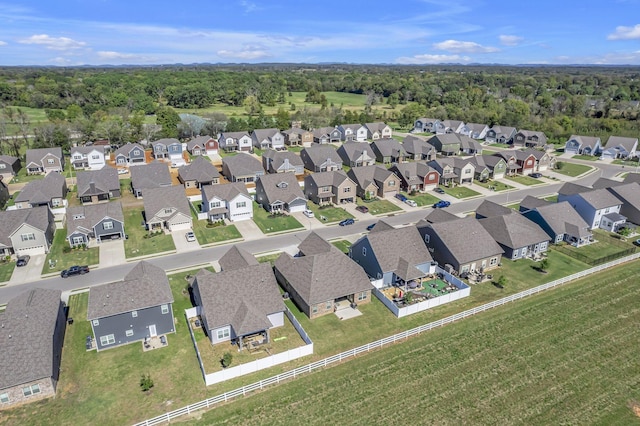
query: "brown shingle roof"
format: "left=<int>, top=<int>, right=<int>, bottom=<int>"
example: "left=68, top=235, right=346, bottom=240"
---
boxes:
left=15, top=171, right=66, bottom=204
left=76, top=168, right=119, bottom=197
left=479, top=214, right=550, bottom=249
left=424, top=217, right=504, bottom=264
left=178, top=156, right=219, bottom=182
left=143, top=185, right=190, bottom=220
left=218, top=246, right=259, bottom=271
left=130, top=161, right=172, bottom=191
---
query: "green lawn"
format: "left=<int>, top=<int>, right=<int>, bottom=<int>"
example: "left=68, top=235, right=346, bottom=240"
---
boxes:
left=554, top=163, right=593, bottom=177
left=507, top=203, right=520, bottom=210
left=286, top=146, right=304, bottom=153
left=252, top=202, right=304, bottom=234
left=612, top=159, right=640, bottom=166
left=330, top=239, right=352, bottom=254
left=553, top=230, right=636, bottom=264
left=481, top=149, right=497, bottom=155
left=4, top=191, right=19, bottom=209
left=256, top=252, right=282, bottom=265
left=0, top=261, right=16, bottom=283
left=474, top=179, right=514, bottom=192
left=123, top=209, right=176, bottom=258
left=404, top=191, right=440, bottom=207
left=192, top=220, right=242, bottom=245
left=11, top=166, right=45, bottom=184
left=506, top=175, right=542, bottom=186
left=544, top=194, right=558, bottom=202
left=306, top=203, right=353, bottom=223
left=196, top=260, right=640, bottom=425
left=357, top=197, right=402, bottom=215
left=44, top=230, right=99, bottom=274
left=441, top=185, right=481, bottom=199
left=572, top=154, right=599, bottom=161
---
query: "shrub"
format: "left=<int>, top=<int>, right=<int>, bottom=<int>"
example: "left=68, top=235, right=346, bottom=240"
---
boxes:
left=140, top=373, right=154, bottom=392
left=221, top=352, right=233, bottom=368
left=63, top=246, right=72, bottom=254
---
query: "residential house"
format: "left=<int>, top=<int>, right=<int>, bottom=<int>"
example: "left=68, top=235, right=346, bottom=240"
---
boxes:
left=312, top=127, right=342, bottom=144
left=87, top=261, right=175, bottom=352
left=0, top=206, right=55, bottom=256
left=336, top=142, right=376, bottom=168
left=14, top=172, right=67, bottom=209
left=252, top=128, right=286, bottom=150
left=0, top=288, right=65, bottom=409
left=338, top=124, right=367, bottom=142
left=304, top=170, right=356, bottom=205
left=599, top=136, right=638, bottom=160
left=429, top=133, right=462, bottom=156
left=177, top=157, right=220, bottom=189
left=413, top=117, right=444, bottom=134
left=143, top=186, right=192, bottom=232
left=417, top=216, right=504, bottom=274
left=129, top=161, right=172, bottom=198
left=402, top=135, right=437, bottom=161
left=459, top=137, right=483, bottom=155
left=441, top=120, right=466, bottom=134
left=69, top=146, right=106, bottom=170
left=479, top=213, right=551, bottom=260
left=262, top=149, right=304, bottom=175
left=370, top=138, right=407, bottom=164
left=283, top=127, right=313, bottom=147
left=364, top=122, right=392, bottom=140
left=350, top=223, right=435, bottom=286
left=76, top=168, right=121, bottom=204
left=151, top=138, right=184, bottom=166
left=518, top=195, right=552, bottom=213
left=606, top=183, right=640, bottom=226
left=428, top=157, right=475, bottom=186
left=221, top=153, right=264, bottom=183
left=0, top=155, right=21, bottom=180
left=420, top=208, right=460, bottom=225
left=591, top=177, right=624, bottom=190
left=186, top=135, right=218, bottom=156
left=113, top=143, right=147, bottom=166
left=494, top=150, right=537, bottom=176
left=513, top=130, right=548, bottom=148
left=201, top=182, right=253, bottom=222
left=300, top=145, right=342, bottom=172
left=66, top=202, right=125, bottom=247
left=389, top=162, right=440, bottom=192
left=564, top=135, right=601, bottom=156
left=218, top=246, right=259, bottom=271
left=485, top=126, right=516, bottom=144
left=522, top=202, right=593, bottom=246
left=255, top=172, right=307, bottom=213
left=623, top=173, right=640, bottom=185
left=274, top=232, right=374, bottom=319
left=0, top=177, right=8, bottom=209
left=466, top=123, right=489, bottom=140
left=468, top=155, right=507, bottom=180
left=525, top=148, right=555, bottom=171
left=219, top=131, right=253, bottom=152
left=475, top=200, right=515, bottom=219
left=25, top=147, right=64, bottom=175
left=558, top=183, right=625, bottom=231
left=191, top=258, right=285, bottom=349
left=347, top=165, right=398, bottom=198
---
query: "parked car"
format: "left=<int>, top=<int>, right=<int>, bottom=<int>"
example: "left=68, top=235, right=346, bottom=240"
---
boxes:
left=16, top=255, right=30, bottom=267
left=117, top=168, right=128, bottom=175
left=303, top=209, right=314, bottom=218
left=529, top=172, right=543, bottom=178
left=185, top=231, right=196, bottom=242
left=433, top=200, right=451, bottom=208
left=434, top=187, right=445, bottom=194
left=366, top=223, right=376, bottom=231
left=635, top=238, right=640, bottom=246
left=339, top=218, right=355, bottom=226
left=395, top=193, right=408, bottom=202
left=61, top=265, right=90, bottom=278
left=356, top=205, right=369, bottom=213
left=405, top=199, right=418, bottom=207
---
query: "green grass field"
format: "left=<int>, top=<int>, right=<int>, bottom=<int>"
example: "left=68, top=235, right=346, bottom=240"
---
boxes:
left=357, top=198, right=402, bottom=215
left=252, top=202, right=304, bottom=234
left=306, top=203, right=353, bottom=223
left=330, top=239, right=352, bottom=254
left=506, top=175, right=542, bottom=186
left=194, top=260, right=640, bottom=425
left=404, top=191, right=440, bottom=207
left=123, top=209, right=176, bottom=258
left=554, top=163, right=593, bottom=177
left=0, top=261, right=16, bottom=283
left=442, top=185, right=481, bottom=199
left=44, top=230, right=100, bottom=274
left=572, top=154, right=599, bottom=161
left=474, top=179, right=514, bottom=192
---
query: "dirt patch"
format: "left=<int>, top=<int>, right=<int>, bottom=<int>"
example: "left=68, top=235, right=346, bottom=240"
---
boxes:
left=629, top=400, right=640, bottom=417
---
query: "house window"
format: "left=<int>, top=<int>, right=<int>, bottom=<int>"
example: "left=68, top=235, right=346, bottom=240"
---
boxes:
left=161, top=304, right=169, bottom=314
left=92, top=319, right=99, bottom=326
left=100, top=334, right=115, bottom=346
left=164, top=208, right=172, bottom=214
left=132, top=310, right=138, bottom=318
left=362, top=247, right=367, bottom=256
left=72, top=236, right=84, bottom=245
left=465, top=169, right=471, bottom=174
left=358, top=291, right=367, bottom=301
left=326, top=301, right=332, bottom=310
left=344, top=187, right=351, bottom=193
left=0, top=393, right=8, bottom=403
left=490, top=257, right=498, bottom=266
left=22, top=385, right=40, bottom=397
left=236, top=201, right=246, bottom=208
left=103, top=221, right=114, bottom=230
left=217, top=328, right=230, bottom=340
left=312, top=305, right=318, bottom=314
left=91, top=155, right=100, bottom=160
left=0, top=164, right=5, bottom=169
left=389, top=180, right=396, bottom=186
left=21, top=233, right=35, bottom=242
left=134, top=150, right=140, bottom=155
left=126, top=329, right=134, bottom=337
left=47, top=159, right=54, bottom=164
left=210, top=201, right=221, bottom=208
left=321, top=186, right=331, bottom=192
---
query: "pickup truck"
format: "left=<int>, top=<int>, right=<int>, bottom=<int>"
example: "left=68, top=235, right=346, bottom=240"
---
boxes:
left=61, top=265, right=90, bottom=278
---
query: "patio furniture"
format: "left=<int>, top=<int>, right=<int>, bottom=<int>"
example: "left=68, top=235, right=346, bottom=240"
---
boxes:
left=160, top=335, right=167, bottom=345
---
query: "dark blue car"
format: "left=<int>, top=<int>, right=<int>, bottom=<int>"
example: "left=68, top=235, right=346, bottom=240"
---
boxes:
left=433, top=200, right=451, bottom=208
left=339, top=218, right=355, bottom=226
left=366, top=223, right=376, bottom=231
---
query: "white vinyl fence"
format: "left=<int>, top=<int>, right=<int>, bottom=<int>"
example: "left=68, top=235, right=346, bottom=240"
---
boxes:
left=134, top=252, right=640, bottom=426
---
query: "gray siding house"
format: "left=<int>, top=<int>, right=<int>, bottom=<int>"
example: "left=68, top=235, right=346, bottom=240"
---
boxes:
left=177, top=157, right=220, bottom=189
left=0, top=206, right=55, bottom=256
left=262, top=149, right=304, bottom=175
left=14, top=171, right=67, bottom=209
left=0, top=155, right=21, bottom=180
left=255, top=172, right=307, bottom=213
left=76, top=168, right=121, bottom=204
left=113, top=143, right=147, bottom=166
left=66, top=202, right=125, bottom=247
left=222, top=153, right=264, bottom=183
left=25, top=147, right=64, bottom=175
left=300, top=145, right=342, bottom=172
left=87, top=262, right=175, bottom=352
left=479, top=213, right=550, bottom=260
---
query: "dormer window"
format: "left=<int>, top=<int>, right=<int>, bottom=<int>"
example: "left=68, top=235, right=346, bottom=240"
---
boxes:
left=73, top=214, right=85, bottom=220
left=277, top=182, right=288, bottom=188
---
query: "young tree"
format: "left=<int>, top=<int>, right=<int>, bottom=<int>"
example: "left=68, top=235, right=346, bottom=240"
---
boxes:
left=140, top=373, right=154, bottom=392
left=496, top=275, right=507, bottom=288
left=538, top=258, right=549, bottom=272
left=156, top=106, right=180, bottom=138
left=221, top=352, right=233, bottom=368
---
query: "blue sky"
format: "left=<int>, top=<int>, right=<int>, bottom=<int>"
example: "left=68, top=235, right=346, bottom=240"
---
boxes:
left=1, top=0, right=640, bottom=66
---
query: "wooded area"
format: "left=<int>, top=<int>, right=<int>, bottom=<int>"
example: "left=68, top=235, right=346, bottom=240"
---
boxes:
left=1, top=64, right=640, bottom=154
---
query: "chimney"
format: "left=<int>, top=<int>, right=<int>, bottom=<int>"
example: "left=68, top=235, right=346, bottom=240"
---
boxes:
left=89, top=181, right=96, bottom=194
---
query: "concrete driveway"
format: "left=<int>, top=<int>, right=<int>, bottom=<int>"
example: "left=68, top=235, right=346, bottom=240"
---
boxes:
left=99, top=239, right=126, bottom=268
left=9, top=254, right=46, bottom=285
left=172, top=231, right=200, bottom=253
left=234, top=219, right=265, bottom=240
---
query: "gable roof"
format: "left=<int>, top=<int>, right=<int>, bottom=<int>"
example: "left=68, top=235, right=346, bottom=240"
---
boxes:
left=143, top=185, right=190, bottom=218
left=114, top=142, right=145, bottom=158
left=262, top=149, right=303, bottom=170
left=606, top=183, right=640, bottom=212
left=202, top=182, right=249, bottom=202
left=604, top=136, right=638, bottom=151
left=252, top=128, right=281, bottom=142
left=623, top=173, right=640, bottom=185
left=301, top=145, right=341, bottom=166
left=218, top=246, right=259, bottom=271
left=66, top=202, right=124, bottom=238
left=87, top=261, right=173, bottom=320
left=305, top=170, right=353, bottom=189
left=370, top=138, right=406, bottom=157
left=220, top=131, right=251, bottom=140
left=151, top=138, right=181, bottom=148
left=558, top=182, right=592, bottom=196
left=390, top=162, right=436, bottom=185
left=15, top=171, right=66, bottom=204
left=528, top=201, right=591, bottom=237
left=70, top=145, right=105, bottom=156
left=479, top=213, right=550, bottom=249
left=193, top=263, right=285, bottom=336
left=256, top=172, right=305, bottom=205
left=178, top=157, right=219, bottom=182
left=459, top=137, right=482, bottom=152
left=567, top=135, right=600, bottom=147
left=475, top=200, right=514, bottom=219
left=0, top=288, right=62, bottom=390
left=516, top=129, right=548, bottom=143
left=417, top=209, right=460, bottom=226
left=364, top=122, right=388, bottom=134
left=0, top=207, right=51, bottom=248
left=76, top=168, right=119, bottom=197
left=519, top=195, right=551, bottom=212
left=347, top=165, right=394, bottom=189
left=337, top=141, right=374, bottom=162
left=402, top=135, right=436, bottom=156
left=488, top=125, right=516, bottom=137
left=297, top=231, right=335, bottom=256
left=25, top=147, right=63, bottom=166
left=571, top=187, right=623, bottom=210
left=130, top=161, right=172, bottom=190
left=187, top=135, right=215, bottom=150
left=0, top=154, right=19, bottom=166
left=222, top=153, right=263, bottom=177
left=591, top=177, right=624, bottom=189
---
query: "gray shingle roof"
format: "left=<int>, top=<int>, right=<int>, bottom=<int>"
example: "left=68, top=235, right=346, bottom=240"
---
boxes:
left=371, top=138, right=406, bottom=157
left=558, top=182, right=592, bottom=196
left=130, top=161, right=172, bottom=191
left=262, top=149, right=303, bottom=171
left=0, top=206, right=51, bottom=248
left=402, top=135, right=436, bottom=156
left=70, top=145, right=105, bottom=157
left=178, top=157, right=219, bottom=183
left=187, top=135, right=215, bottom=151
left=256, top=172, right=305, bottom=205
left=66, top=202, right=124, bottom=238
left=577, top=188, right=623, bottom=210
left=253, top=128, right=280, bottom=142
left=567, top=135, right=600, bottom=148
left=297, top=231, right=334, bottom=256
left=347, top=165, right=394, bottom=189
left=529, top=201, right=591, bottom=237
left=519, top=195, right=551, bottom=212
left=222, top=153, right=263, bottom=177
left=114, top=143, right=145, bottom=158
left=475, top=200, right=514, bottom=219
left=489, top=126, right=516, bottom=138
left=364, top=122, right=388, bottom=134
left=417, top=209, right=459, bottom=226
left=0, top=154, right=19, bottom=167
left=606, top=183, right=640, bottom=211
left=76, top=168, right=119, bottom=197
left=218, top=246, right=259, bottom=271
left=25, top=147, right=63, bottom=167
left=0, top=288, right=62, bottom=389
left=193, top=263, right=284, bottom=336
left=623, top=173, right=640, bottom=185
left=390, top=162, right=435, bottom=185
left=87, top=261, right=173, bottom=320
left=151, top=138, right=180, bottom=149
left=15, top=171, right=66, bottom=204
left=604, top=136, right=638, bottom=151
left=143, top=185, right=190, bottom=220
left=479, top=214, right=550, bottom=249
left=304, top=170, right=352, bottom=188
left=202, top=182, right=249, bottom=202
left=591, top=177, right=624, bottom=190
left=301, top=145, right=342, bottom=167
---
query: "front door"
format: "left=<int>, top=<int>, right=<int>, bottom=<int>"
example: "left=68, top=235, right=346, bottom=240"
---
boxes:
left=149, top=324, right=157, bottom=337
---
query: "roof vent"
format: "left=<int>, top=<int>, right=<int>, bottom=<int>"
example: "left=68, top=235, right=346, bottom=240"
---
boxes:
left=106, top=294, right=109, bottom=298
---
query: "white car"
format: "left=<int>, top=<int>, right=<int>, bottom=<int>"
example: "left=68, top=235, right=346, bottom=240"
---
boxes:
left=405, top=199, right=418, bottom=207
left=303, top=209, right=315, bottom=218
left=117, top=168, right=128, bottom=175
left=185, top=231, right=196, bottom=242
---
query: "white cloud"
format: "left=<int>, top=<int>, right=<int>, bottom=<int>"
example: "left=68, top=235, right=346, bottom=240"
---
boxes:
left=239, top=1, right=260, bottom=13
left=18, top=34, right=86, bottom=50
left=607, top=24, right=640, bottom=40
left=97, top=51, right=137, bottom=60
left=0, top=41, right=6, bottom=46
left=217, top=44, right=270, bottom=60
left=499, top=35, right=523, bottom=46
left=433, top=39, right=499, bottom=53
left=396, top=54, right=471, bottom=64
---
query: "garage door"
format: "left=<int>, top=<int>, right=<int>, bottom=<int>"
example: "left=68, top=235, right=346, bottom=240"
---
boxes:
left=170, top=221, right=192, bottom=231
left=17, top=245, right=46, bottom=256
left=288, top=204, right=306, bottom=213
left=98, top=232, right=123, bottom=242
